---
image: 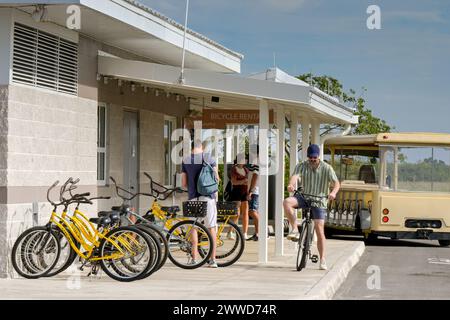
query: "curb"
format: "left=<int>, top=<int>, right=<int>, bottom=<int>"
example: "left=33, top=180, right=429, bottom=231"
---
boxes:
left=304, top=241, right=365, bottom=300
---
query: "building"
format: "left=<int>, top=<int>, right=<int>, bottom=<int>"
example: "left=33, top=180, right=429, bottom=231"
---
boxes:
left=0, top=0, right=358, bottom=278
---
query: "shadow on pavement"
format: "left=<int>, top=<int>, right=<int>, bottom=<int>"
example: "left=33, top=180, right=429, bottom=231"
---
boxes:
left=328, top=234, right=442, bottom=248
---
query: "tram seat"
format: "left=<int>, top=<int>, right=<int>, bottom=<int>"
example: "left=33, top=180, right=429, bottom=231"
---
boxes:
left=359, top=165, right=376, bottom=184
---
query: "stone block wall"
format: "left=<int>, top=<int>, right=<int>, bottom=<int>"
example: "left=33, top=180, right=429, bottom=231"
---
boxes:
left=0, top=85, right=98, bottom=278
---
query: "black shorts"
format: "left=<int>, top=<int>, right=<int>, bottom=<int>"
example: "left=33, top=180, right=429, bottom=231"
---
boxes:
left=230, top=185, right=248, bottom=202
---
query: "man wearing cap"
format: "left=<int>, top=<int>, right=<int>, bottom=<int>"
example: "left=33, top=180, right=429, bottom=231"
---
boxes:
left=283, top=144, right=340, bottom=270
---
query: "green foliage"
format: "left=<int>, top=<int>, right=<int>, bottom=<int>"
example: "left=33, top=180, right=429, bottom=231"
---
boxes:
left=297, top=73, right=393, bottom=135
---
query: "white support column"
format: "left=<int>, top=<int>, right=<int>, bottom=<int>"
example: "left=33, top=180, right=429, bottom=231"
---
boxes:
left=258, top=99, right=269, bottom=264
left=311, top=119, right=321, bottom=145
left=301, top=117, right=310, bottom=162
left=275, top=107, right=285, bottom=256
left=290, top=111, right=299, bottom=177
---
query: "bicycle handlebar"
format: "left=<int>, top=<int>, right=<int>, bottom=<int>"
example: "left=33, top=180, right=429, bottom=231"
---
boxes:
left=144, top=172, right=186, bottom=200
left=110, top=176, right=141, bottom=201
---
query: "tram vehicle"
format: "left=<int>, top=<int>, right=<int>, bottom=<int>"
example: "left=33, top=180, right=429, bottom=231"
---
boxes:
left=323, top=132, right=450, bottom=246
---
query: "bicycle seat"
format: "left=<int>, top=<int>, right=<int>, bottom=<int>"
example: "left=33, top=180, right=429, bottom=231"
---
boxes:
left=98, top=211, right=120, bottom=223
left=161, top=206, right=180, bottom=215
left=89, top=216, right=112, bottom=226
left=111, top=204, right=130, bottom=213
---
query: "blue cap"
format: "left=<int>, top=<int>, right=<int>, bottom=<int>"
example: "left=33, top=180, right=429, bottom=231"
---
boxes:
left=307, top=144, right=320, bottom=158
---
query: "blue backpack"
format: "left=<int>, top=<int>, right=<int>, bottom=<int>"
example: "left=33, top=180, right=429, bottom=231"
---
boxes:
left=197, top=155, right=218, bottom=196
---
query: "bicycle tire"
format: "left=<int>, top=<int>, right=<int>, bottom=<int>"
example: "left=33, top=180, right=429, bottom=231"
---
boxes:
left=214, top=219, right=245, bottom=267
left=127, top=225, right=161, bottom=280
left=296, top=221, right=310, bottom=271
left=99, top=226, right=155, bottom=282
left=45, top=226, right=80, bottom=278
left=11, top=227, right=61, bottom=279
left=135, top=223, right=168, bottom=271
left=166, top=220, right=213, bottom=269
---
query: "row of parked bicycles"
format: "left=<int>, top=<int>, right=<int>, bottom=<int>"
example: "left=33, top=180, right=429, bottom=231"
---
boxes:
left=11, top=173, right=244, bottom=282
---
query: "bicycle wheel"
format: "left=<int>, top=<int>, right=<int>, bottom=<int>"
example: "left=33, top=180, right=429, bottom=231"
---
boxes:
left=296, top=221, right=310, bottom=271
left=45, top=226, right=80, bottom=277
left=126, top=225, right=161, bottom=280
left=214, top=219, right=245, bottom=267
left=135, top=223, right=168, bottom=271
left=166, top=220, right=213, bottom=269
left=11, top=227, right=61, bottom=279
left=99, top=226, right=155, bottom=282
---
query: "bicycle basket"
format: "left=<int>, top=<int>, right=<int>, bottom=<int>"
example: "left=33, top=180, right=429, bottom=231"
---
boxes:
left=216, top=201, right=238, bottom=217
left=182, top=201, right=208, bottom=218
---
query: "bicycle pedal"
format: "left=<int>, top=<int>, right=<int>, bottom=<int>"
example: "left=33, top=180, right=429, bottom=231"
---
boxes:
left=311, top=255, right=319, bottom=263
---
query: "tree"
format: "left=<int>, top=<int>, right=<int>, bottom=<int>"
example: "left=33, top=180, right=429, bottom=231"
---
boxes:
left=297, top=73, right=393, bottom=135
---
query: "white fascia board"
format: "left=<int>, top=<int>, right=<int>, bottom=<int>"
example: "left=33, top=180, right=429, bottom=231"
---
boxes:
left=0, top=8, right=13, bottom=85
left=99, top=56, right=310, bottom=104
left=310, top=91, right=359, bottom=124
left=81, top=0, right=241, bottom=73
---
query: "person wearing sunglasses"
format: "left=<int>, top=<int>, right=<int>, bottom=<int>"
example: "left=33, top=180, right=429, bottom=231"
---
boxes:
left=283, top=144, right=340, bottom=270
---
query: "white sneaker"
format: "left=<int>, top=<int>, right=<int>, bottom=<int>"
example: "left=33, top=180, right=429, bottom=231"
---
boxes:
left=287, top=231, right=300, bottom=241
left=319, top=260, right=328, bottom=270
left=227, top=231, right=236, bottom=240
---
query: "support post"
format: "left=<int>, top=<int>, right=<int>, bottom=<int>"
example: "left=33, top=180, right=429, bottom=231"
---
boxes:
left=258, top=99, right=269, bottom=264
left=275, top=107, right=285, bottom=256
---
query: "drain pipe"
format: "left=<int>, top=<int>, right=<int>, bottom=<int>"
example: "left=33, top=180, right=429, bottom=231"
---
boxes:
left=320, top=124, right=352, bottom=159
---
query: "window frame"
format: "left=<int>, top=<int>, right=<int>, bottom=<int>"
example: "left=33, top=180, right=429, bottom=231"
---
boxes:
left=164, top=116, right=177, bottom=187
left=97, top=103, right=108, bottom=186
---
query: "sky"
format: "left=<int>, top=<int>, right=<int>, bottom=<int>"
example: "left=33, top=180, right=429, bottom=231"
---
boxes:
left=141, top=0, right=450, bottom=133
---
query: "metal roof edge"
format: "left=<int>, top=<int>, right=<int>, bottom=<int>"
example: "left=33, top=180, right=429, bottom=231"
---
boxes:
left=120, top=0, right=244, bottom=61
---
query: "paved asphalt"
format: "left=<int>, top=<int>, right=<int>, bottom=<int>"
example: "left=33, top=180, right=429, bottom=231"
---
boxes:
left=333, top=236, right=450, bottom=300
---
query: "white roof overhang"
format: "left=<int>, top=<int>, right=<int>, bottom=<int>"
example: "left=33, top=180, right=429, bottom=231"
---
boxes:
left=0, top=0, right=242, bottom=72
left=98, top=56, right=359, bottom=125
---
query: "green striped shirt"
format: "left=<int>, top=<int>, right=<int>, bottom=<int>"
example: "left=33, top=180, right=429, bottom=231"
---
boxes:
left=293, top=160, right=338, bottom=208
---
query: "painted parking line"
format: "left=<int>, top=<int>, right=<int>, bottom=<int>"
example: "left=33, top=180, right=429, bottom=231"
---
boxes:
left=428, top=258, right=450, bottom=265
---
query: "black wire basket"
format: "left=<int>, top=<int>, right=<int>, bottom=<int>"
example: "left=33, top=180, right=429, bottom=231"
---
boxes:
left=216, top=201, right=239, bottom=217
left=183, top=201, right=208, bottom=218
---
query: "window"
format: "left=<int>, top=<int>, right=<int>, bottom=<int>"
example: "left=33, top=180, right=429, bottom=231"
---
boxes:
left=12, top=23, right=78, bottom=95
left=381, top=146, right=450, bottom=193
left=328, top=148, right=380, bottom=184
left=164, top=117, right=177, bottom=186
left=97, top=104, right=107, bottom=185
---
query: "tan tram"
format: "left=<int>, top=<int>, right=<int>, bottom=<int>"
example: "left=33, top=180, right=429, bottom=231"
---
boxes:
left=323, top=132, right=450, bottom=246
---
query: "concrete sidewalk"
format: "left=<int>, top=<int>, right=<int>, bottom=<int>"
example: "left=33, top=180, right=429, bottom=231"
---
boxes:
left=0, top=238, right=364, bottom=300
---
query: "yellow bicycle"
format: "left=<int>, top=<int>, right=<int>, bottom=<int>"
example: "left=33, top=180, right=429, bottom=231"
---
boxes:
left=143, top=173, right=244, bottom=267
left=11, top=178, right=157, bottom=282
left=110, top=175, right=214, bottom=269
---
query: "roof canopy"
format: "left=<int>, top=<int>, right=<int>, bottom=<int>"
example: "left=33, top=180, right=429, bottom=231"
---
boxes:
left=99, top=56, right=358, bottom=124
left=0, top=0, right=242, bottom=72
left=325, top=133, right=450, bottom=146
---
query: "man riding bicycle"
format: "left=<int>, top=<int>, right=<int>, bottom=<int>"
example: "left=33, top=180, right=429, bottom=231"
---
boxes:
left=283, top=144, right=340, bottom=270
